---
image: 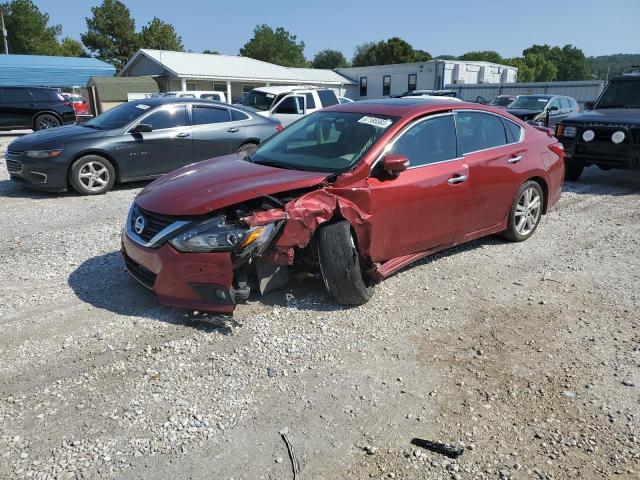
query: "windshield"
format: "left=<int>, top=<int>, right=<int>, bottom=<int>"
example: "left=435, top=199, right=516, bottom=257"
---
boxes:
left=86, top=102, right=151, bottom=130
left=250, top=111, right=398, bottom=173
left=490, top=97, right=513, bottom=107
left=241, top=90, right=276, bottom=111
left=508, top=96, right=550, bottom=110
left=596, top=80, right=640, bottom=109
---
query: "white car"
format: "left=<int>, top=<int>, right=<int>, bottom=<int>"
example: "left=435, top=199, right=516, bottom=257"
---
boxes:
left=160, top=91, right=227, bottom=102
left=239, top=86, right=340, bottom=126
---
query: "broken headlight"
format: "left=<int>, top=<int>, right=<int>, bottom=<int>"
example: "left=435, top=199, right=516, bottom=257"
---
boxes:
left=169, top=215, right=276, bottom=253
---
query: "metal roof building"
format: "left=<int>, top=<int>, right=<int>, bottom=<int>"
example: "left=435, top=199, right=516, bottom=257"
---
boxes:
left=120, top=49, right=355, bottom=102
left=0, top=54, right=115, bottom=88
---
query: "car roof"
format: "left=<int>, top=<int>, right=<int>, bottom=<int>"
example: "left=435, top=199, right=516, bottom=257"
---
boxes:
left=127, top=97, right=257, bottom=114
left=324, top=97, right=478, bottom=116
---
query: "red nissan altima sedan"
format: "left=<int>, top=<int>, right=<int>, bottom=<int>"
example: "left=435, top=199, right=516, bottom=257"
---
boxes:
left=121, top=98, right=564, bottom=314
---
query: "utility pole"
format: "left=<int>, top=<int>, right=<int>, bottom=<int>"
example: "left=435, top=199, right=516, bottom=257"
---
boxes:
left=1, top=11, right=8, bottom=55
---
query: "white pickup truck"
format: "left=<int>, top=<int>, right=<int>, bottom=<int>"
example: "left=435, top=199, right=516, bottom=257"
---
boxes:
left=239, top=86, right=340, bottom=126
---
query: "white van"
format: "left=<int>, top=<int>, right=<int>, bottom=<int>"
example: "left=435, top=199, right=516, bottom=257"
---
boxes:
left=160, top=91, right=227, bottom=103
left=239, top=86, right=340, bottom=126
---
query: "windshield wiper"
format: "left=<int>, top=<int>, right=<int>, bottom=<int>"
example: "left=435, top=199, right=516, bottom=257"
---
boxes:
left=252, top=160, right=306, bottom=171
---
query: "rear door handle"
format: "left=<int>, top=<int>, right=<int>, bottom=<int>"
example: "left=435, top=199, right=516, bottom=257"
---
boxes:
left=447, top=174, right=468, bottom=185
left=508, top=155, right=523, bottom=164
left=227, top=127, right=239, bottom=133
left=176, top=132, right=190, bottom=138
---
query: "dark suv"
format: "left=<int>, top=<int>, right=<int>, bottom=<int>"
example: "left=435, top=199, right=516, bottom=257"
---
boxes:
left=0, top=86, right=76, bottom=131
left=555, top=72, right=640, bottom=180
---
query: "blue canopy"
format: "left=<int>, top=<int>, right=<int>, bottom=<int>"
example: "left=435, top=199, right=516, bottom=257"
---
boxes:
left=0, top=54, right=115, bottom=87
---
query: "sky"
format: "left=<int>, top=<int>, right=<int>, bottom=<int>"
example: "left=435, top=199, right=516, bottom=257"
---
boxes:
left=34, top=0, right=640, bottom=59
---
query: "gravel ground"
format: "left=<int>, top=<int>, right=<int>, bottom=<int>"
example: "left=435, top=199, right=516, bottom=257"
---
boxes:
left=0, top=132, right=638, bottom=480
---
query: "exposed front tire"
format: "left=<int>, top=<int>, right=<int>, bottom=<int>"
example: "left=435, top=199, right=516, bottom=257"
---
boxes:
left=317, top=220, right=374, bottom=305
left=69, top=155, right=115, bottom=195
left=502, top=181, right=544, bottom=242
left=34, top=113, right=61, bottom=131
left=564, top=161, right=584, bottom=181
left=237, top=142, right=258, bottom=158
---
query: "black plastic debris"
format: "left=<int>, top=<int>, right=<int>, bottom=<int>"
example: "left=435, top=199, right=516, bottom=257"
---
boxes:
left=410, top=438, right=464, bottom=459
left=280, top=429, right=299, bottom=480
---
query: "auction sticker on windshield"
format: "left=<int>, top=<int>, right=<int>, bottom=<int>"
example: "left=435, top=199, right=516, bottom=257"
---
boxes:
left=358, top=116, right=393, bottom=129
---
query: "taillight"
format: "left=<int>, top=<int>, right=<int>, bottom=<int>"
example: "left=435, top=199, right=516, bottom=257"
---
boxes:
left=275, top=124, right=284, bottom=132
left=548, top=142, right=564, bottom=158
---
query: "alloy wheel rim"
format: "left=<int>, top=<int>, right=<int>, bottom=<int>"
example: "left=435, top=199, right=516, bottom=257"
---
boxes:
left=79, top=162, right=109, bottom=191
left=514, top=187, right=541, bottom=236
left=39, top=116, right=57, bottom=129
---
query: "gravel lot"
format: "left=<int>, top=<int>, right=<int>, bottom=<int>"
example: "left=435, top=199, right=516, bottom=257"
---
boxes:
left=0, top=132, right=639, bottom=480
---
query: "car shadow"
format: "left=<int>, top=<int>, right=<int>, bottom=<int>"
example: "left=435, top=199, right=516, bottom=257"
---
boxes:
left=68, top=251, right=239, bottom=334
left=0, top=178, right=151, bottom=199
left=562, top=166, right=640, bottom=196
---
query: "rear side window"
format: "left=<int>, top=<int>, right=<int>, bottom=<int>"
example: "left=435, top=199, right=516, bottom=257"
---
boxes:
left=560, top=98, right=570, bottom=109
left=230, top=109, right=250, bottom=121
left=317, top=89, right=338, bottom=107
left=503, top=118, right=523, bottom=143
left=192, top=106, right=230, bottom=125
left=30, top=89, right=61, bottom=101
left=390, top=115, right=457, bottom=167
left=304, top=93, right=316, bottom=109
left=1, top=88, right=33, bottom=102
left=144, top=105, right=189, bottom=130
left=456, top=111, right=508, bottom=154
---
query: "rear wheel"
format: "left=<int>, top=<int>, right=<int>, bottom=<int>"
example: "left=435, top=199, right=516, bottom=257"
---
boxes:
left=69, top=155, right=115, bottom=195
left=237, top=142, right=258, bottom=158
left=503, top=181, right=544, bottom=242
left=317, top=220, right=374, bottom=305
left=34, top=113, right=61, bottom=130
left=564, top=161, right=584, bottom=181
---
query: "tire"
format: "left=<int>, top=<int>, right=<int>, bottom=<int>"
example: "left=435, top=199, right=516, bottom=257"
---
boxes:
left=317, top=220, right=374, bottom=305
left=502, top=181, right=544, bottom=242
left=564, top=161, right=584, bottom=181
left=237, top=142, right=258, bottom=158
left=69, top=155, right=115, bottom=195
left=34, top=113, right=61, bottom=131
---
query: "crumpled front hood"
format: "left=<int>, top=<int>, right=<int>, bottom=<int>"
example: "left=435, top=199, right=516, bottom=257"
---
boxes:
left=563, top=109, right=640, bottom=126
left=506, top=108, right=544, bottom=119
left=8, top=125, right=106, bottom=150
left=135, top=154, right=331, bottom=216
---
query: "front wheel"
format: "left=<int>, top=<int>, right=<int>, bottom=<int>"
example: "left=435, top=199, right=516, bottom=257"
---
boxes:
left=34, top=114, right=61, bottom=130
left=564, top=161, right=584, bottom=181
left=502, top=181, right=544, bottom=242
left=317, top=220, right=374, bottom=305
left=69, top=155, right=115, bottom=195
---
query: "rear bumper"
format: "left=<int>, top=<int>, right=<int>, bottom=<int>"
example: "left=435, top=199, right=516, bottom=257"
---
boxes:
left=121, top=232, right=236, bottom=314
left=5, top=152, right=69, bottom=191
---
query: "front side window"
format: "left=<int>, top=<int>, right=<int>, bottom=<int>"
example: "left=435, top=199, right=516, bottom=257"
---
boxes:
left=250, top=111, right=398, bottom=173
left=560, top=98, right=571, bottom=110
left=383, top=76, right=391, bottom=96
left=456, top=111, right=508, bottom=154
left=360, top=77, right=367, bottom=97
left=192, top=106, right=230, bottom=125
left=408, top=74, right=417, bottom=92
left=143, top=105, right=189, bottom=130
left=317, top=89, right=339, bottom=107
left=389, top=115, right=457, bottom=167
left=274, top=96, right=304, bottom=115
left=1, top=88, right=33, bottom=102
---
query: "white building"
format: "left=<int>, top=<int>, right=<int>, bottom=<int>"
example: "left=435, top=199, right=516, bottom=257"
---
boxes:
left=120, top=49, right=355, bottom=103
left=337, top=60, right=518, bottom=100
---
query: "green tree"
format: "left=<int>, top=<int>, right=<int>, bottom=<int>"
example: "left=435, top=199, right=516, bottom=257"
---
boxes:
left=81, top=0, right=139, bottom=71
left=459, top=50, right=504, bottom=64
left=240, top=25, right=307, bottom=67
left=352, top=37, right=431, bottom=66
left=56, top=37, right=86, bottom=57
left=588, top=53, right=640, bottom=79
left=202, top=49, right=220, bottom=55
left=139, top=16, right=183, bottom=51
left=311, top=49, right=348, bottom=69
left=557, top=44, right=589, bottom=80
left=0, top=0, right=60, bottom=54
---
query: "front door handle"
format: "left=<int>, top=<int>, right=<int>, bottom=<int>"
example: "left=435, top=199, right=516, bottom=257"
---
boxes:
left=447, top=174, right=468, bottom=185
left=227, top=127, right=239, bottom=133
left=508, top=155, right=523, bottom=164
left=176, top=132, right=190, bottom=138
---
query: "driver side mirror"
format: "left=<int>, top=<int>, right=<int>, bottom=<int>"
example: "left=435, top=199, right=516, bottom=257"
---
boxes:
left=382, top=154, right=409, bottom=175
left=548, top=105, right=559, bottom=112
left=131, top=123, right=152, bottom=134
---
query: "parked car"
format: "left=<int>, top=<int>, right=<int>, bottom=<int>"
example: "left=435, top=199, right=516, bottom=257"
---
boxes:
left=393, top=89, right=458, bottom=99
left=239, top=85, right=340, bottom=126
left=121, top=98, right=565, bottom=315
left=160, top=91, right=226, bottom=102
left=506, top=94, right=579, bottom=127
left=61, top=93, right=90, bottom=115
left=5, top=97, right=282, bottom=195
left=555, top=71, right=640, bottom=181
left=489, top=95, right=517, bottom=108
left=0, top=86, right=76, bottom=131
